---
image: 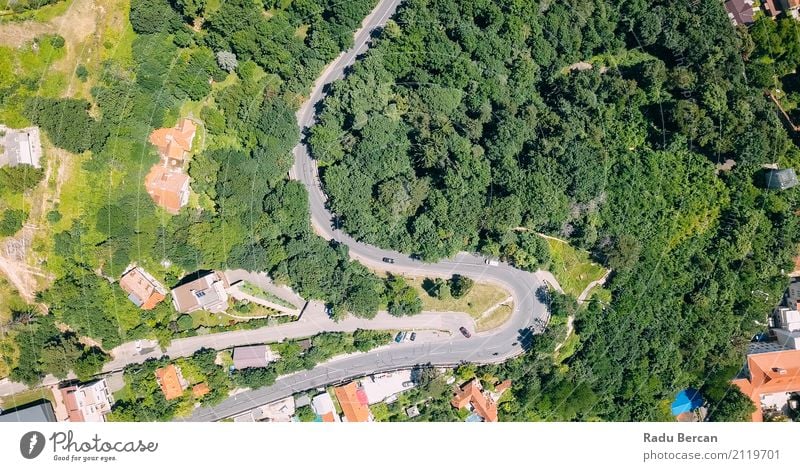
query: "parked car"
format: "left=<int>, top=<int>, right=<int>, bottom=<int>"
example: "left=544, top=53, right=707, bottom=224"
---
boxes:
left=402, top=381, right=414, bottom=388
left=409, top=332, right=416, bottom=341
left=459, top=327, right=471, bottom=338
left=484, top=258, right=499, bottom=266
left=395, top=332, right=406, bottom=343
left=382, top=257, right=395, bottom=264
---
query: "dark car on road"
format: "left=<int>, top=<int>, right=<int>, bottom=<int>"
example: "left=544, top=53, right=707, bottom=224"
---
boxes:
left=459, top=327, right=471, bottom=338
left=382, top=257, right=395, bottom=263
left=395, top=332, right=406, bottom=343
left=409, top=332, right=416, bottom=341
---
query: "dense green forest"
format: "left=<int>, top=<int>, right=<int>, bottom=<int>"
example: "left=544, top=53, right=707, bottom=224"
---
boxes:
left=309, top=0, right=800, bottom=420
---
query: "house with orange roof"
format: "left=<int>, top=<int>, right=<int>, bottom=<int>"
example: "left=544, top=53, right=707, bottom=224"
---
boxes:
left=451, top=378, right=510, bottom=422
left=732, top=349, right=800, bottom=421
left=148, top=118, right=197, bottom=168
left=144, top=165, right=190, bottom=215
left=119, top=266, right=167, bottom=310
left=192, top=383, right=210, bottom=399
left=155, top=364, right=187, bottom=401
left=144, top=118, right=197, bottom=214
left=333, top=382, right=372, bottom=422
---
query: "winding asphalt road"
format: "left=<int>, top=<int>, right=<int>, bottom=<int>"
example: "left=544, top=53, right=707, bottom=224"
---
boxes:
left=185, top=0, right=554, bottom=421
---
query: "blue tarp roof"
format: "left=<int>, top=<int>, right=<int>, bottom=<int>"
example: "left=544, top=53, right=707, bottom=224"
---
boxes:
left=671, top=388, right=703, bottom=416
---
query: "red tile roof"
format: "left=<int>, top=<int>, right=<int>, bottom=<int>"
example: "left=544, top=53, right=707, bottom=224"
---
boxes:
left=451, top=379, right=499, bottom=422
left=155, top=365, right=185, bottom=401
left=334, top=382, right=371, bottom=422
left=119, top=267, right=166, bottom=310
left=148, top=118, right=196, bottom=163
left=192, top=383, right=210, bottom=398
left=144, top=165, right=189, bottom=214
left=732, top=350, right=800, bottom=422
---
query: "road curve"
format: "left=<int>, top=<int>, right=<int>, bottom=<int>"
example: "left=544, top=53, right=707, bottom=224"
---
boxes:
left=185, top=0, right=553, bottom=421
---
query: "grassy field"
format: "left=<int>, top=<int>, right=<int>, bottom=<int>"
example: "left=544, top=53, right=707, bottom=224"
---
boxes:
left=0, top=387, right=54, bottom=410
left=406, top=278, right=509, bottom=319
left=545, top=237, right=607, bottom=298
left=476, top=303, right=513, bottom=332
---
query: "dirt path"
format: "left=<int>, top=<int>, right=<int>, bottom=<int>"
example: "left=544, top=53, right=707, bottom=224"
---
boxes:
left=553, top=269, right=611, bottom=354
left=576, top=269, right=611, bottom=304
left=0, top=0, right=97, bottom=48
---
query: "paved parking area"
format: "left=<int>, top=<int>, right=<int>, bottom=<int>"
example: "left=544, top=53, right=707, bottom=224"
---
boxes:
left=360, top=370, right=414, bottom=404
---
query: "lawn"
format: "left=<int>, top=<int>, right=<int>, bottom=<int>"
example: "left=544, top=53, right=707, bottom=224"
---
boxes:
left=190, top=310, right=237, bottom=328
left=545, top=237, right=608, bottom=298
left=476, top=303, right=513, bottom=332
left=238, top=281, right=297, bottom=309
left=406, top=278, right=509, bottom=319
left=0, top=387, right=54, bottom=410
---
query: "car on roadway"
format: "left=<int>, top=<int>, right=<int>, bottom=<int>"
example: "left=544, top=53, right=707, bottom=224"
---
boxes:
left=409, top=332, right=416, bottom=341
left=402, top=381, right=414, bottom=388
left=484, top=258, right=499, bottom=266
left=395, top=332, right=406, bottom=343
left=382, top=257, right=395, bottom=263
left=459, top=327, right=471, bottom=338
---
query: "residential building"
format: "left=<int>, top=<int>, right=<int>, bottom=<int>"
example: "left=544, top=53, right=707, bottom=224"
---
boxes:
left=311, top=392, right=340, bottom=422
left=59, top=379, right=114, bottom=422
left=451, top=379, right=499, bottom=422
left=192, top=383, right=210, bottom=399
left=155, top=364, right=187, bottom=400
left=232, top=345, right=275, bottom=369
left=764, top=168, right=799, bottom=190
left=405, top=405, right=420, bottom=418
left=144, top=165, right=190, bottom=214
left=724, top=0, right=756, bottom=25
left=772, top=305, right=800, bottom=350
left=0, top=125, right=42, bottom=168
left=732, top=349, right=800, bottom=421
left=171, top=271, right=230, bottom=313
left=451, top=378, right=511, bottom=422
left=148, top=118, right=197, bottom=168
left=0, top=400, right=56, bottom=422
left=118, top=266, right=167, bottom=310
left=333, top=382, right=372, bottom=422
left=144, top=118, right=197, bottom=215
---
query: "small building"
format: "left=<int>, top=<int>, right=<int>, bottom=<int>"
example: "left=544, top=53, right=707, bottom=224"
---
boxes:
left=360, top=370, right=415, bottom=405
left=311, top=392, right=340, bottom=422
left=724, top=0, right=756, bottom=26
left=333, top=382, right=372, bottom=422
left=232, top=345, right=275, bottom=369
left=59, top=379, right=114, bottom=422
left=148, top=118, right=197, bottom=168
left=732, top=349, right=800, bottom=421
left=144, top=165, right=190, bottom=214
left=192, top=383, right=210, bottom=399
left=118, top=266, right=167, bottom=310
left=0, top=400, right=56, bottom=422
left=0, top=125, right=42, bottom=169
left=405, top=405, right=420, bottom=418
left=764, top=168, right=798, bottom=190
left=155, top=364, right=187, bottom=401
left=171, top=271, right=230, bottom=314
